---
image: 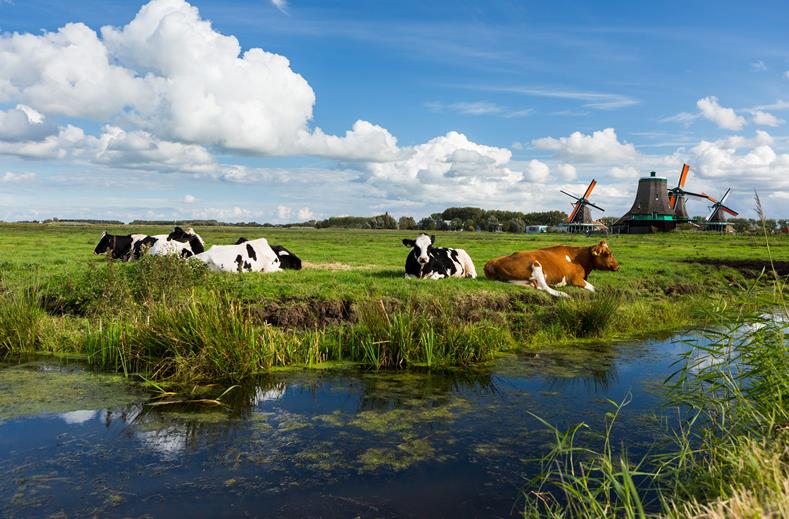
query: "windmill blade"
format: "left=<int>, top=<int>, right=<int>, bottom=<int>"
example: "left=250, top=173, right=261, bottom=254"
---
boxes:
left=719, top=188, right=732, bottom=205
left=705, top=206, right=718, bottom=222
left=668, top=193, right=677, bottom=209
left=586, top=201, right=606, bottom=212
left=581, top=179, right=597, bottom=200
left=682, top=191, right=708, bottom=199
left=701, top=193, right=719, bottom=204
left=678, top=163, right=690, bottom=188
left=720, top=206, right=739, bottom=217
left=567, top=200, right=583, bottom=223
left=560, top=189, right=580, bottom=201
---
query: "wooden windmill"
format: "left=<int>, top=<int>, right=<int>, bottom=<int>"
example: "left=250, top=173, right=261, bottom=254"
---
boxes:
left=667, top=164, right=712, bottom=223
left=704, top=188, right=739, bottom=232
left=560, top=179, right=606, bottom=233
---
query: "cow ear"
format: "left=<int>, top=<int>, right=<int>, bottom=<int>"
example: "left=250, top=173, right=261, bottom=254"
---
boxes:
left=101, top=231, right=107, bottom=237
left=430, top=234, right=436, bottom=245
left=599, top=240, right=607, bottom=248
left=591, top=244, right=600, bottom=256
left=402, top=239, right=415, bottom=247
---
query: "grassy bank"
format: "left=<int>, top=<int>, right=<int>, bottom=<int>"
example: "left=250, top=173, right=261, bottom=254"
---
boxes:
left=522, top=270, right=788, bottom=517
left=1, top=223, right=787, bottom=382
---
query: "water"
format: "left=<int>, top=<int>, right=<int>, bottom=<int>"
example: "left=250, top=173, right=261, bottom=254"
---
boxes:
left=0, top=335, right=692, bottom=518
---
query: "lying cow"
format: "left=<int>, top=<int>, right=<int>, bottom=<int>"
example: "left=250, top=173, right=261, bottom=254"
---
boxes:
left=483, top=240, right=620, bottom=297
left=402, top=233, right=477, bottom=279
left=193, top=237, right=301, bottom=273
left=235, top=237, right=302, bottom=270
left=148, top=227, right=205, bottom=258
left=133, top=227, right=204, bottom=259
left=94, top=232, right=148, bottom=260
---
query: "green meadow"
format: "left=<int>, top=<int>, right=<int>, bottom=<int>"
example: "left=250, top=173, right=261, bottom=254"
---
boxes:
left=0, top=222, right=786, bottom=381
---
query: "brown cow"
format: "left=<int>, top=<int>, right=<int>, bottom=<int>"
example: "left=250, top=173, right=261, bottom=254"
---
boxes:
left=484, top=241, right=620, bottom=298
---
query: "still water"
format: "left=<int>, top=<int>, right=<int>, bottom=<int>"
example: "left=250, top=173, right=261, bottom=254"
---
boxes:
left=0, top=335, right=691, bottom=518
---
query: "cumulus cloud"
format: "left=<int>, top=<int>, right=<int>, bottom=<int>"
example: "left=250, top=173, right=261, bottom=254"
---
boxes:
left=0, top=105, right=56, bottom=142
left=697, top=96, right=746, bottom=131
left=297, top=207, right=315, bottom=220
left=532, top=128, right=638, bottom=162
left=556, top=163, right=577, bottom=181
left=183, top=194, right=196, bottom=203
left=276, top=205, right=292, bottom=220
left=523, top=159, right=550, bottom=183
left=750, top=110, right=783, bottom=127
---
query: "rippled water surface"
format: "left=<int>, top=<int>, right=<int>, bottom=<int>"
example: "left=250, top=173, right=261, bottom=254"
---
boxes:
left=0, top=335, right=690, bottom=517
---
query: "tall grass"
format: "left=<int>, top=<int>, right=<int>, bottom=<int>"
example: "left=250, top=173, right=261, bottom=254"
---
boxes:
left=555, top=290, right=623, bottom=338
left=0, top=289, right=44, bottom=356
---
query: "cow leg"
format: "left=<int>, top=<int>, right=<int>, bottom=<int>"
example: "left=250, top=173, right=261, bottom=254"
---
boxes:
left=404, top=273, right=418, bottom=279
left=530, top=262, right=569, bottom=298
left=583, top=281, right=595, bottom=292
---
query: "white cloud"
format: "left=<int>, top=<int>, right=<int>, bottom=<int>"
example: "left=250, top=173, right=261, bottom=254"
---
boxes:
left=1, top=171, right=36, bottom=183
left=276, top=205, right=292, bottom=220
left=659, top=112, right=699, bottom=127
left=532, top=128, right=639, bottom=162
left=785, top=71, right=789, bottom=79
left=0, top=105, right=56, bottom=142
left=183, top=194, right=196, bottom=203
left=751, top=60, right=767, bottom=72
left=510, top=141, right=524, bottom=151
left=523, top=159, right=550, bottom=183
left=750, top=110, right=783, bottom=127
left=426, top=100, right=532, bottom=118
left=696, top=96, right=746, bottom=131
left=608, top=166, right=640, bottom=179
left=556, top=163, right=577, bottom=181
left=297, top=207, right=315, bottom=220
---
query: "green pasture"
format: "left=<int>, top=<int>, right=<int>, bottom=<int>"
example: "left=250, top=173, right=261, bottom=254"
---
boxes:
left=0, top=223, right=786, bottom=380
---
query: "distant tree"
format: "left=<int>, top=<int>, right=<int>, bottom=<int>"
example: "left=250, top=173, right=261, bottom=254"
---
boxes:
left=599, top=216, right=619, bottom=228
left=450, top=218, right=463, bottom=231
left=419, top=217, right=436, bottom=230
left=485, top=215, right=500, bottom=232
left=464, top=219, right=476, bottom=232
left=506, top=218, right=525, bottom=233
left=398, top=216, right=417, bottom=230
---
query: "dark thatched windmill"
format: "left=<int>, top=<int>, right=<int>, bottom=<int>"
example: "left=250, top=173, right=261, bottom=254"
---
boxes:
left=668, top=163, right=712, bottom=224
left=560, top=179, right=606, bottom=233
left=613, top=171, right=675, bottom=233
left=704, top=188, right=738, bottom=232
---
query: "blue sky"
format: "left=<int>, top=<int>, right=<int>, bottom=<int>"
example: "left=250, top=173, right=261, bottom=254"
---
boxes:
left=1, top=0, right=788, bottom=223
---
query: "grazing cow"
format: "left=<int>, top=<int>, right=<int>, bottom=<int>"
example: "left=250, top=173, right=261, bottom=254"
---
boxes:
left=235, top=238, right=302, bottom=270
left=483, top=240, right=620, bottom=298
left=144, top=227, right=205, bottom=259
left=94, top=232, right=148, bottom=260
left=193, top=238, right=283, bottom=273
left=402, top=233, right=477, bottom=279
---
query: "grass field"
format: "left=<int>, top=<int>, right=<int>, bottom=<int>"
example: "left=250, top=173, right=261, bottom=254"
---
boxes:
left=1, top=223, right=787, bottom=381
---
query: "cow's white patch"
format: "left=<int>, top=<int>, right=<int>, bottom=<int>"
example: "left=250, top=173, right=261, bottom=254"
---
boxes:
left=193, top=238, right=281, bottom=273
left=554, top=276, right=567, bottom=287
left=528, top=261, right=569, bottom=298
left=565, top=255, right=572, bottom=263
left=455, top=248, right=477, bottom=279
left=583, top=281, right=595, bottom=292
left=414, top=234, right=432, bottom=264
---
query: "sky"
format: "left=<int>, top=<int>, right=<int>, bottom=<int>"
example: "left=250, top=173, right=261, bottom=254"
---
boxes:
left=1, top=0, right=788, bottom=223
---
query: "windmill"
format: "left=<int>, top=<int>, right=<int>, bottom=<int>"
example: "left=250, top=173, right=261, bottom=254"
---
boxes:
left=704, top=188, right=738, bottom=232
left=560, top=179, right=606, bottom=233
left=667, top=164, right=711, bottom=223
left=612, top=171, right=675, bottom=234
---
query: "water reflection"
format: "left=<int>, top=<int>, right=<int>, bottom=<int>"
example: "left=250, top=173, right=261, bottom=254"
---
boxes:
left=1, top=335, right=686, bottom=518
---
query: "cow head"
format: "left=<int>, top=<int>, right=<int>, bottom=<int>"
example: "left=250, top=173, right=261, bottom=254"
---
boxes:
left=402, top=233, right=436, bottom=265
left=94, top=232, right=111, bottom=255
left=590, top=241, right=620, bottom=271
left=168, top=226, right=205, bottom=253
left=271, top=245, right=302, bottom=270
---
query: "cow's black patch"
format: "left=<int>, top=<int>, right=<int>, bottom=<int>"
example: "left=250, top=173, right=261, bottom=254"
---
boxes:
left=271, top=245, right=302, bottom=270
left=246, top=243, right=257, bottom=261
left=188, top=235, right=204, bottom=254
left=404, top=242, right=462, bottom=279
left=235, top=254, right=244, bottom=273
left=94, top=233, right=134, bottom=260
left=133, top=236, right=158, bottom=259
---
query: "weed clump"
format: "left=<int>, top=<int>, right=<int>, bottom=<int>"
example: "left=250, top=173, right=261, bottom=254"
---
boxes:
left=555, top=291, right=623, bottom=338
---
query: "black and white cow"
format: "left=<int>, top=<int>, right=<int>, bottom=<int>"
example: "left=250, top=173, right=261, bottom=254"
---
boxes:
left=235, top=237, right=302, bottom=270
left=193, top=238, right=285, bottom=273
left=402, top=233, right=477, bottom=279
left=133, top=227, right=205, bottom=259
left=94, top=232, right=148, bottom=260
